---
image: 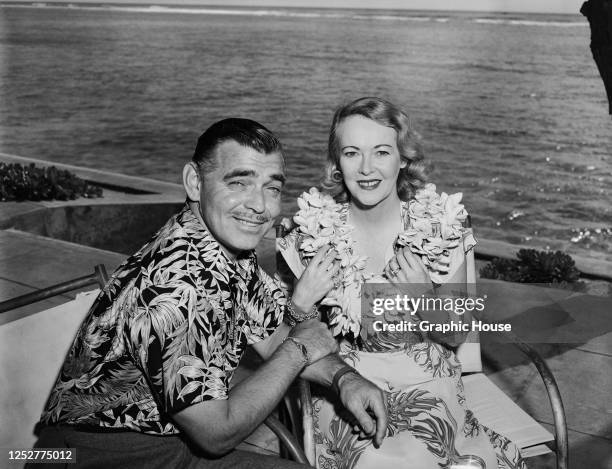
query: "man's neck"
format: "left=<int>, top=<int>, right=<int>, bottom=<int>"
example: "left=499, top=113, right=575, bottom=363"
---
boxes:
left=187, top=200, right=238, bottom=261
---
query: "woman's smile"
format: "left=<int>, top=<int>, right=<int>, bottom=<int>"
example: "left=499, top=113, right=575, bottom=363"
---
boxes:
left=356, top=179, right=382, bottom=190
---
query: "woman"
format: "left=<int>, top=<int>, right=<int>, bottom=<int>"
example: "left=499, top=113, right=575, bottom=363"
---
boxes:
left=279, top=97, right=526, bottom=469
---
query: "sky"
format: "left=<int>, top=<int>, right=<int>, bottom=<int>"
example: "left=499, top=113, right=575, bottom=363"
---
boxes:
left=12, top=0, right=585, bottom=15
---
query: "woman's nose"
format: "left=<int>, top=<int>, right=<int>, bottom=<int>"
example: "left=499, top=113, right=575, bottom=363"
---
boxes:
left=359, top=154, right=373, bottom=175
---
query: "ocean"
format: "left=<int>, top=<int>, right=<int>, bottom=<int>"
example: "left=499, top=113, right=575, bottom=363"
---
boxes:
left=1, top=3, right=611, bottom=263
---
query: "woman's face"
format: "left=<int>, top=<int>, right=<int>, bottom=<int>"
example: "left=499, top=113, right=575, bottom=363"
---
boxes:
left=337, top=115, right=405, bottom=208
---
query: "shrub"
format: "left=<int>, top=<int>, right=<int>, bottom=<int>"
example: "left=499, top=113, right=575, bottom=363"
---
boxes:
left=480, top=248, right=584, bottom=287
left=0, top=163, right=103, bottom=201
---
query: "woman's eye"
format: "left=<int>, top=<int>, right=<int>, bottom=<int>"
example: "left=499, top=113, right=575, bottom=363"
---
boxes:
left=376, top=150, right=390, bottom=157
left=343, top=151, right=358, bottom=158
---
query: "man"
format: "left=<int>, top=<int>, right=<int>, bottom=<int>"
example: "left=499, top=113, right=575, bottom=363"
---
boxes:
left=31, top=118, right=386, bottom=468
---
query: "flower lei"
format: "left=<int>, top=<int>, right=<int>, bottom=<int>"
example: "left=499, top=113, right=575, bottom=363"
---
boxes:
left=293, top=188, right=366, bottom=337
left=396, top=183, right=468, bottom=284
left=293, top=184, right=468, bottom=337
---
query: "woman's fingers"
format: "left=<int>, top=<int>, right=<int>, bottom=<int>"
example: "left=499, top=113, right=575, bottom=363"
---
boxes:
left=395, top=251, right=411, bottom=273
left=310, top=245, right=331, bottom=265
left=400, top=247, right=428, bottom=274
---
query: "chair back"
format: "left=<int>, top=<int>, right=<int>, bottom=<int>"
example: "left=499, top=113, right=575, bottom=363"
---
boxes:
left=0, top=291, right=99, bottom=452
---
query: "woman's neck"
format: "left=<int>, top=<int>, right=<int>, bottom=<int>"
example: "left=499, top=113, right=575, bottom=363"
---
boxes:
left=348, top=193, right=403, bottom=272
left=348, top=192, right=402, bottom=228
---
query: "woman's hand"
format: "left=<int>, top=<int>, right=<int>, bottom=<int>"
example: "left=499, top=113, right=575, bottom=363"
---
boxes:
left=292, top=245, right=341, bottom=314
left=384, top=247, right=430, bottom=284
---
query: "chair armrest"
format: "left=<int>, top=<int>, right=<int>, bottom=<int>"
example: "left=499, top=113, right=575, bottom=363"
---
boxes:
left=264, top=415, right=309, bottom=465
left=299, top=379, right=316, bottom=466
left=0, top=264, right=108, bottom=314
left=511, top=338, right=568, bottom=469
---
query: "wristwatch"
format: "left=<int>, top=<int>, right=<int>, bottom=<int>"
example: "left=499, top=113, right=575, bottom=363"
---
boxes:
left=283, top=336, right=311, bottom=366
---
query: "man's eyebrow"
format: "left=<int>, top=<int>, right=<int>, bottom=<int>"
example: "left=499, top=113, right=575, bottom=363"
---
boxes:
left=222, top=169, right=257, bottom=181
left=270, top=173, right=286, bottom=185
left=222, top=169, right=286, bottom=185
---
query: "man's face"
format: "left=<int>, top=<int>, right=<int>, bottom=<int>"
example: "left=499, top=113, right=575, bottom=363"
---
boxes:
left=198, top=140, right=285, bottom=258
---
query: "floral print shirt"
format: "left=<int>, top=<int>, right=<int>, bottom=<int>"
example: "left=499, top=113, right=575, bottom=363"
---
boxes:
left=40, top=204, right=285, bottom=434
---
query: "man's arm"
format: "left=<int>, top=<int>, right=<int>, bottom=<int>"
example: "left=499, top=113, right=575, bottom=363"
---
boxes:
left=172, top=338, right=306, bottom=456
left=253, top=323, right=388, bottom=447
left=172, top=319, right=337, bottom=456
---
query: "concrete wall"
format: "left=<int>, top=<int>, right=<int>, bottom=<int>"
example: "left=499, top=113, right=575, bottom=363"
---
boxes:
left=6, top=203, right=183, bottom=255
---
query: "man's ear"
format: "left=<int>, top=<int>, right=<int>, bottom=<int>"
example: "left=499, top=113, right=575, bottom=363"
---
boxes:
left=183, top=163, right=201, bottom=202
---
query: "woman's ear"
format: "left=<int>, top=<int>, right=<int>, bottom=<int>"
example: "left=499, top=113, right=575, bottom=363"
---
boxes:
left=183, top=163, right=201, bottom=202
left=400, top=159, right=408, bottom=169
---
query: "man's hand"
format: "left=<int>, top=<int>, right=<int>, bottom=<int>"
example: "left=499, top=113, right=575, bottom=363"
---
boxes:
left=289, top=318, right=339, bottom=364
left=292, top=246, right=340, bottom=314
left=336, top=372, right=388, bottom=447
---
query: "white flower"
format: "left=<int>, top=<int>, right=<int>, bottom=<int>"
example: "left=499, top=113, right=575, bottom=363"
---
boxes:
left=396, top=185, right=468, bottom=283
left=293, top=187, right=366, bottom=337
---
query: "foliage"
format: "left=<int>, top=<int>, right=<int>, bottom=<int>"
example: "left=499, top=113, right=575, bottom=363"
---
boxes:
left=480, top=248, right=584, bottom=288
left=0, top=162, right=103, bottom=201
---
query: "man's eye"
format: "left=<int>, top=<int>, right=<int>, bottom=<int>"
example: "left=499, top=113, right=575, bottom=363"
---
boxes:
left=228, top=181, right=247, bottom=189
left=267, top=186, right=282, bottom=197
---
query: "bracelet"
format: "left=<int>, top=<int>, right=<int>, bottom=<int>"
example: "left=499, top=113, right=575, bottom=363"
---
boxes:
left=283, top=336, right=311, bottom=366
left=284, top=297, right=319, bottom=327
left=331, top=364, right=359, bottom=396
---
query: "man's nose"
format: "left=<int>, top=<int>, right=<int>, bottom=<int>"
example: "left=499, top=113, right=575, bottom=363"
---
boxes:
left=359, top=154, right=373, bottom=175
left=244, top=187, right=266, bottom=213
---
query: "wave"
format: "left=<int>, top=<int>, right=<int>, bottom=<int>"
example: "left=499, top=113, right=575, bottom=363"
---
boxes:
left=473, top=18, right=586, bottom=27
left=0, top=3, right=449, bottom=23
left=2, top=3, right=585, bottom=28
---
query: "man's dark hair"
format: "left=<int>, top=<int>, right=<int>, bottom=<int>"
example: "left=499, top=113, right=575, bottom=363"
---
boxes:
left=192, top=118, right=284, bottom=173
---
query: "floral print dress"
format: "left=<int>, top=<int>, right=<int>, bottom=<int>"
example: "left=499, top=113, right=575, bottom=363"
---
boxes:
left=279, top=202, right=527, bottom=469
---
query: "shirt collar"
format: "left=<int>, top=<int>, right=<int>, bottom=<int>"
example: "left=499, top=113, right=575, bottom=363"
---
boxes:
left=178, top=203, right=257, bottom=278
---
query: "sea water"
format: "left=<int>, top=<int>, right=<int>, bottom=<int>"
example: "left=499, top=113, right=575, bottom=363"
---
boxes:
left=0, top=3, right=610, bottom=262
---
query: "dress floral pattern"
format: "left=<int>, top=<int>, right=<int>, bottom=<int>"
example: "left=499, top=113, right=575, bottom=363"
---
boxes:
left=279, top=201, right=527, bottom=469
left=40, top=204, right=284, bottom=434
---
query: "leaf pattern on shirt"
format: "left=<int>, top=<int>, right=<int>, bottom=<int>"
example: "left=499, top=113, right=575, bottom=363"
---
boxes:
left=40, top=204, right=284, bottom=434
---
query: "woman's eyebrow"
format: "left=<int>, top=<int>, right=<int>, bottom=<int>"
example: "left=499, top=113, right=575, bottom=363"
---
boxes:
left=341, top=145, right=360, bottom=151
left=374, top=144, right=393, bottom=149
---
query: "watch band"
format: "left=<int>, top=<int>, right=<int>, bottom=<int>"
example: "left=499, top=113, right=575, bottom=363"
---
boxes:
left=283, top=336, right=311, bottom=366
left=332, top=364, right=359, bottom=395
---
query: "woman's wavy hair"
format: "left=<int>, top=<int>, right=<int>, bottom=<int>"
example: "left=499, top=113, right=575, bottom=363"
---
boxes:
left=322, top=97, right=429, bottom=202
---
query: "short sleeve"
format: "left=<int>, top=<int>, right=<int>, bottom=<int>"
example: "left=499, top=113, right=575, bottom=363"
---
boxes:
left=132, top=281, right=231, bottom=416
left=241, top=266, right=286, bottom=345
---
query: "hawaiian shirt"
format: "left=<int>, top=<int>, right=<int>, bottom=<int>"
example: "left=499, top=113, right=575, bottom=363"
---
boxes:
left=40, top=204, right=285, bottom=434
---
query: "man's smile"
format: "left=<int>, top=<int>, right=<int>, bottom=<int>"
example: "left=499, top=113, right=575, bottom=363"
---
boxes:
left=232, top=214, right=270, bottom=228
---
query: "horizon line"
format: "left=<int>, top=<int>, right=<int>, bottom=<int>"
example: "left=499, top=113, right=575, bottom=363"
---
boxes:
left=0, top=0, right=584, bottom=15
